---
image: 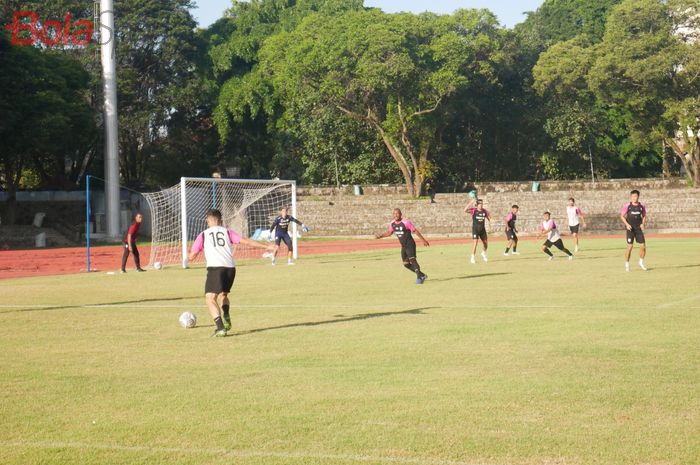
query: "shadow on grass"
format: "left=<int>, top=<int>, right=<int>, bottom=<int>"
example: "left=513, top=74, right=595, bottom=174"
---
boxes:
left=230, top=307, right=433, bottom=337
left=430, top=272, right=512, bottom=283
left=0, top=295, right=200, bottom=314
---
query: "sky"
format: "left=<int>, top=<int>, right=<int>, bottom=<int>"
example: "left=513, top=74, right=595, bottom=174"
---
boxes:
left=192, top=0, right=545, bottom=29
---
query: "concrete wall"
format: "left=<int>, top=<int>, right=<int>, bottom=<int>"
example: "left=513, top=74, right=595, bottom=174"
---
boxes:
left=297, top=186, right=700, bottom=237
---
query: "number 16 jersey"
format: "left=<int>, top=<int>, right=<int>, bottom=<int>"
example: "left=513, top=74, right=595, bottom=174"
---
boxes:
left=191, top=226, right=242, bottom=268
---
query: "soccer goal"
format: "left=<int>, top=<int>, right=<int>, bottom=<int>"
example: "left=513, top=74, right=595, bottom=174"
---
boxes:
left=143, top=177, right=297, bottom=268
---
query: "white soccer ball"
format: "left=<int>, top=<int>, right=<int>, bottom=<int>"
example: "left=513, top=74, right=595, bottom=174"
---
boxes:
left=179, top=312, right=197, bottom=329
left=153, top=261, right=162, bottom=270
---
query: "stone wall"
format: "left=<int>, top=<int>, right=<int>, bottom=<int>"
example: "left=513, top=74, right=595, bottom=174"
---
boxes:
left=297, top=187, right=700, bottom=237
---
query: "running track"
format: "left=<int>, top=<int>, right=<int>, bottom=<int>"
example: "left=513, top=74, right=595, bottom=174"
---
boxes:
left=0, top=234, right=697, bottom=280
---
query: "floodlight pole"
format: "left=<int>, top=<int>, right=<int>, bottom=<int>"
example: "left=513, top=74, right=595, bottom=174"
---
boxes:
left=100, top=0, right=121, bottom=239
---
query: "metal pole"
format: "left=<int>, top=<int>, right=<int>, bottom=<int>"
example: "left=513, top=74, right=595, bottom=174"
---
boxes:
left=588, top=144, right=595, bottom=184
left=86, top=175, right=91, bottom=272
left=100, top=0, right=120, bottom=239
left=180, top=177, right=189, bottom=268
left=291, top=182, right=298, bottom=260
left=334, top=152, right=340, bottom=189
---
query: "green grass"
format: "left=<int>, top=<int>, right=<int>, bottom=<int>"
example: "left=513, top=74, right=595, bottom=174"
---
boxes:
left=1, top=238, right=699, bottom=465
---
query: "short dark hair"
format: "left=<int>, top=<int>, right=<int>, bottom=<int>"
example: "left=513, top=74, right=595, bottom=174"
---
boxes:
left=512, top=204, right=519, bottom=209
left=476, top=199, right=483, bottom=204
left=543, top=211, right=551, bottom=215
left=568, top=197, right=575, bottom=202
left=206, top=209, right=222, bottom=221
left=631, top=189, right=640, bottom=196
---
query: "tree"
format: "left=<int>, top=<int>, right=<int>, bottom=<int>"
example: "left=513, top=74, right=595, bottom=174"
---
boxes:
left=259, top=9, right=505, bottom=196
left=588, top=0, right=700, bottom=185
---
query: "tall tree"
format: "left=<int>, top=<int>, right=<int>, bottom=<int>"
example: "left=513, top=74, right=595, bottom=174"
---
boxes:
left=588, top=0, right=700, bottom=185
left=260, top=9, right=505, bottom=196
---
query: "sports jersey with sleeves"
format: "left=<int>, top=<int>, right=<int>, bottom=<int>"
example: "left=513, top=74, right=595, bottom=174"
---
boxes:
left=505, top=212, right=517, bottom=230
left=541, top=219, right=561, bottom=242
left=123, top=221, right=141, bottom=243
left=620, top=202, right=646, bottom=227
left=388, top=219, right=417, bottom=248
left=468, top=208, right=489, bottom=231
left=191, top=226, right=242, bottom=268
left=566, top=206, right=582, bottom=226
left=270, top=215, right=301, bottom=236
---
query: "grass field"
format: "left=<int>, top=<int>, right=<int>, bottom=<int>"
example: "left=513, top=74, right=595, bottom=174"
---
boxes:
left=1, top=237, right=699, bottom=465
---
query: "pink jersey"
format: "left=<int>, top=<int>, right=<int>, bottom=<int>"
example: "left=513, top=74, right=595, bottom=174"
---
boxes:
left=540, top=219, right=561, bottom=242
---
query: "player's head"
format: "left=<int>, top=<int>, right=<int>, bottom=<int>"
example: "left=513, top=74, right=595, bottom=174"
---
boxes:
left=543, top=211, right=551, bottom=219
left=206, top=209, right=223, bottom=227
left=393, top=208, right=402, bottom=221
left=280, top=206, right=289, bottom=216
left=630, top=190, right=640, bottom=202
left=568, top=197, right=575, bottom=206
left=511, top=204, right=519, bottom=212
left=476, top=199, right=484, bottom=210
left=134, top=213, right=143, bottom=223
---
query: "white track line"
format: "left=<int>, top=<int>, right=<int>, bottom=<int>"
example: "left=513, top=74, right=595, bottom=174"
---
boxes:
left=0, top=440, right=497, bottom=465
left=0, top=303, right=606, bottom=310
left=657, top=294, right=700, bottom=309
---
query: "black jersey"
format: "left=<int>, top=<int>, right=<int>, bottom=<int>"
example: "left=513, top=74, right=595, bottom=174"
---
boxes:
left=468, top=207, right=490, bottom=230
left=389, top=219, right=417, bottom=248
left=506, top=212, right=517, bottom=230
left=270, top=215, right=301, bottom=236
left=621, top=202, right=646, bottom=227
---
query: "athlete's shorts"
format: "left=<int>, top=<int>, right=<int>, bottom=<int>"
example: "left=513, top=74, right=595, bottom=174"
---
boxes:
left=569, top=224, right=580, bottom=234
left=275, top=232, right=293, bottom=250
left=472, top=228, right=487, bottom=241
left=544, top=239, right=566, bottom=250
left=205, top=267, right=236, bottom=294
left=400, top=242, right=417, bottom=263
left=506, top=229, right=518, bottom=241
left=626, top=227, right=645, bottom=245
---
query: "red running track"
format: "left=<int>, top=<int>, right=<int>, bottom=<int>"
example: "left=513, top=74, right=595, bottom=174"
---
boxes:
left=0, top=234, right=697, bottom=280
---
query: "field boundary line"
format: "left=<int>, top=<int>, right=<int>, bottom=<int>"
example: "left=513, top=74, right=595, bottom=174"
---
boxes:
left=0, top=440, right=501, bottom=465
left=657, top=294, right=700, bottom=309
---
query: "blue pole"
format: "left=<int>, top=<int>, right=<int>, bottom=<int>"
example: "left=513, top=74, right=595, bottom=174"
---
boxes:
left=86, top=175, right=91, bottom=272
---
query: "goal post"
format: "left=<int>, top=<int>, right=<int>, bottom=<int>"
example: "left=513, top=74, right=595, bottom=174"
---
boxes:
left=143, top=177, right=297, bottom=269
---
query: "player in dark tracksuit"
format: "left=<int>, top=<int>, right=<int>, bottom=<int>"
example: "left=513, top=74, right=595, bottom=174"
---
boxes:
left=268, top=206, right=309, bottom=266
left=620, top=189, right=648, bottom=272
left=375, top=208, right=430, bottom=284
left=464, top=198, right=491, bottom=264
left=504, top=204, right=519, bottom=256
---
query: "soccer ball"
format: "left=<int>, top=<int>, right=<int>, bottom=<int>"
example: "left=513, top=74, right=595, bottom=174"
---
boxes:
left=153, top=261, right=162, bottom=270
left=179, top=312, right=197, bottom=329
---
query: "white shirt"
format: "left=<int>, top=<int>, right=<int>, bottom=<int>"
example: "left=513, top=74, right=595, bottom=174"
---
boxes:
left=566, top=206, right=582, bottom=226
left=191, top=226, right=242, bottom=268
left=541, top=219, right=561, bottom=242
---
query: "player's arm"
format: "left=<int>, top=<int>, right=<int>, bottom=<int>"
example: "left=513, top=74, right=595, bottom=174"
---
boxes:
left=269, top=217, right=279, bottom=233
left=187, top=233, right=204, bottom=262
left=375, top=226, right=393, bottom=239
left=620, top=206, right=632, bottom=230
left=413, top=229, right=430, bottom=247
left=240, top=237, right=275, bottom=251
left=463, top=198, right=476, bottom=213
left=126, top=232, right=133, bottom=251
left=641, top=206, right=647, bottom=230
left=578, top=209, right=587, bottom=228
left=290, top=216, right=310, bottom=232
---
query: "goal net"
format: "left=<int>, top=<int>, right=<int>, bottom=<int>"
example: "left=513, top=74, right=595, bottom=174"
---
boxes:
left=143, top=177, right=296, bottom=268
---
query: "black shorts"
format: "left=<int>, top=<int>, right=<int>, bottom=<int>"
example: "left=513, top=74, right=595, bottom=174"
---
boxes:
left=626, top=227, right=645, bottom=245
left=205, top=267, right=236, bottom=294
left=400, top=242, right=417, bottom=263
left=275, top=233, right=293, bottom=250
left=506, top=229, right=518, bottom=241
left=544, top=239, right=566, bottom=250
left=569, top=224, right=580, bottom=234
left=472, top=228, right=487, bottom=241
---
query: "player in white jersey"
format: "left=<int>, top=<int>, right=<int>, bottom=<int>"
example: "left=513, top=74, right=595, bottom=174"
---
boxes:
left=539, top=211, right=573, bottom=261
left=188, top=209, right=274, bottom=337
left=566, top=198, right=586, bottom=252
